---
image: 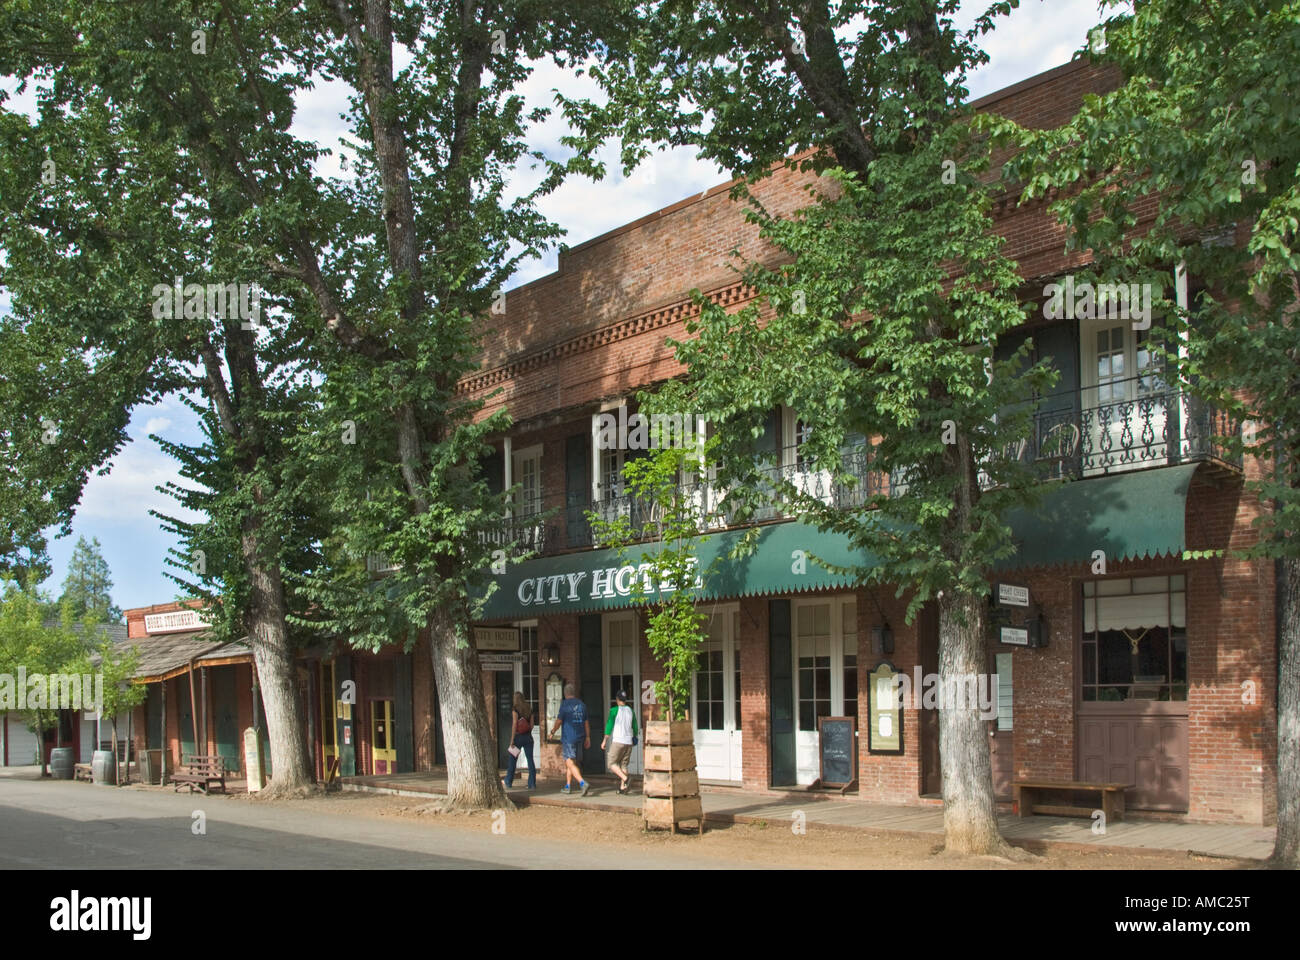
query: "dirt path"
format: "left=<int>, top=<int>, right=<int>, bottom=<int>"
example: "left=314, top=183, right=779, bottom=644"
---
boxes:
left=252, top=789, right=1251, bottom=870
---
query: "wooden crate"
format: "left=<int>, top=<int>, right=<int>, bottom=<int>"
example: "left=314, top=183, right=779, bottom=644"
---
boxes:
left=643, top=795, right=703, bottom=824
left=644, top=720, right=694, bottom=746
left=643, top=769, right=699, bottom=799
left=643, top=744, right=697, bottom=771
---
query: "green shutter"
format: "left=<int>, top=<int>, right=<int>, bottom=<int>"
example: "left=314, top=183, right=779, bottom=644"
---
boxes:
left=565, top=433, right=590, bottom=546
left=769, top=599, right=795, bottom=787
left=394, top=653, right=414, bottom=773
left=578, top=614, right=604, bottom=774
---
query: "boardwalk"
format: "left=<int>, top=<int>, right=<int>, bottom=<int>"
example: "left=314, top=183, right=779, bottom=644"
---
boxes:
left=343, top=770, right=1277, bottom=862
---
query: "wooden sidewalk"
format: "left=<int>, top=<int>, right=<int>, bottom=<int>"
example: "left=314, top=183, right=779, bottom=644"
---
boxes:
left=342, top=770, right=1276, bottom=861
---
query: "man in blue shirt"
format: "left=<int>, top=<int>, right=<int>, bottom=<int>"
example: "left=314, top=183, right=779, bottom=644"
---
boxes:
left=549, top=683, right=591, bottom=795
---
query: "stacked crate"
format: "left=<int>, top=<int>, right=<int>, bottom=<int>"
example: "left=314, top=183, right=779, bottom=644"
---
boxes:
left=641, top=719, right=704, bottom=835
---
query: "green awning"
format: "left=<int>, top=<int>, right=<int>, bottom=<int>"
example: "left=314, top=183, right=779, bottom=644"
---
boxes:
left=476, top=519, right=868, bottom=621
left=475, top=464, right=1198, bottom=620
left=999, top=463, right=1198, bottom=571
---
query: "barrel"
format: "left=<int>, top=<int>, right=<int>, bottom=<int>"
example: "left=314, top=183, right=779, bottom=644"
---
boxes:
left=91, top=749, right=117, bottom=785
left=49, top=747, right=75, bottom=780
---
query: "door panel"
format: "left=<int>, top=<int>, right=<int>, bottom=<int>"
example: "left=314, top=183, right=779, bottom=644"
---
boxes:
left=210, top=667, right=241, bottom=776
left=1076, top=712, right=1188, bottom=811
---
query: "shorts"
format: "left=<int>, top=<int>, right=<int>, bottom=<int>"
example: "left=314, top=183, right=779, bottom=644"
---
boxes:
left=562, top=740, right=583, bottom=761
left=606, top=742, right=632, bottom=769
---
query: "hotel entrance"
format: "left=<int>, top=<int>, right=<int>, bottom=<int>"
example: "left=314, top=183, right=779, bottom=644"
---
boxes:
left=693, top=606, right=742, bottom=782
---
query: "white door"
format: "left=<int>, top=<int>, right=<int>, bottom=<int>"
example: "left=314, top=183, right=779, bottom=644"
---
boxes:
left=693, top=608, right=743, bottom=781
left=1082, top=320, right=1169, bottom=475
left=512, top=445, right=544, bottom=550
left=603, top=613, right=641, bottom=775
left=793, top=598, right=858, bottom=785
left=784, top=408, right=833, bottom=506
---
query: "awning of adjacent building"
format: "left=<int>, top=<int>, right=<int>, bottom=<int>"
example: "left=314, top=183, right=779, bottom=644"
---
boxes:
left=476, top=463, right=1200, bottom=620
left=999, top=463, right=1199, bottom=571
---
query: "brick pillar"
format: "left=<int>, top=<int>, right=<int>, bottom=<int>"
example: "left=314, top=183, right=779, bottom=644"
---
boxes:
left=738, top=597, right=770, bottom=790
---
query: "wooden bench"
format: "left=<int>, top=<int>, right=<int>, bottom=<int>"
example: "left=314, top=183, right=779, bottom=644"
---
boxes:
left=74, top=763, right=93, bottom=783
left=1013, top=779, right=1133, bottom=823
left=170, top=756, right=227, bottom=795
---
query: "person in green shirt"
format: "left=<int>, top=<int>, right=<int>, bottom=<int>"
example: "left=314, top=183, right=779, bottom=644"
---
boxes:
left=600, top=689, right=639, bottom=795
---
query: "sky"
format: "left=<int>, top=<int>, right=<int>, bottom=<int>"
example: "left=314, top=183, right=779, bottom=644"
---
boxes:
left=7, top=0, right=1112, bottom=613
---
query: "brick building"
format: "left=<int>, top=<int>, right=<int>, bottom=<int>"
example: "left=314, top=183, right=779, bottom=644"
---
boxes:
left=431, top=57, right=1276, bottom=826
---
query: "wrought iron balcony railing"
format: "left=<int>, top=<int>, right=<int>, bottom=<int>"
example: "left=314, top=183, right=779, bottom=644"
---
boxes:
left=456, top=377, right=1241, bottom=564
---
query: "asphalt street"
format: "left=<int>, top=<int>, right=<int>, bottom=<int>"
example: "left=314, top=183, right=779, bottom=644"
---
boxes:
left=0, top=776, right=734, bottom=870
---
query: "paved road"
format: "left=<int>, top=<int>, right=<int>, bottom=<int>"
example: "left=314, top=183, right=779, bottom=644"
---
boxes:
left=0, top=776, right=736, bottom=870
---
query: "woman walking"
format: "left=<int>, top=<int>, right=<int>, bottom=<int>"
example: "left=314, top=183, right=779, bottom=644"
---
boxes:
left=503, top=692, right=537, bottom=790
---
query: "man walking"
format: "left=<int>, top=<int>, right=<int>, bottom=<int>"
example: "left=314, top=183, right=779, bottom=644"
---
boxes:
left=601, top=689, right=638, bottom=795
left=549, top=682, right=591, bottom=796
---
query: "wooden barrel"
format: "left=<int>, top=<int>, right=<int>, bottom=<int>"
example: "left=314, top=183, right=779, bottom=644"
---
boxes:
left=91, top=749, right=117, bottom=785
left=49, top=747, right=75, bottom=780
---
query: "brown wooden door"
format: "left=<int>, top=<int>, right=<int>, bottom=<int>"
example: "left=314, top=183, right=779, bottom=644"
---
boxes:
left=1077, top=709, right=1188, bottom=811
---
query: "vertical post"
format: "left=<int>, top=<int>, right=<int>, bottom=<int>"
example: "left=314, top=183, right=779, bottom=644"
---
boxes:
left=503, top=436, right=513, bottom=518
left=200, top=666, right=208, bottom=758
left=1175, top=261, right=1190, bottom=460
left=590, top=412, right=601, bottom=506
left=159, top=677, right=167, bottom=782
left=187, top=659, right=199, bottom=764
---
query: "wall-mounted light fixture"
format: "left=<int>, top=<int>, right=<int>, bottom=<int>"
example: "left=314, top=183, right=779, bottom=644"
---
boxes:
left=542, top=644, right=559, bottom=668
left=871, top=624, right=894, bottom=655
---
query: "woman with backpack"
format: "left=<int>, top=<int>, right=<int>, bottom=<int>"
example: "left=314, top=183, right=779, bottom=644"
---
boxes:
left=503, top=691, right=537, bottom=790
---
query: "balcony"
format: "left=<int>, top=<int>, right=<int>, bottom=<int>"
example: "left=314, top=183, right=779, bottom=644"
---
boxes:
left=997, top=375, right=1242, bottom=482
left=466, top=377, right=1240, bottom=563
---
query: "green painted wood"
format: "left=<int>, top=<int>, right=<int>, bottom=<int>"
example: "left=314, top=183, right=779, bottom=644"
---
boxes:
left=578, top=614, right=604, bottom=774
left=210, top=667, right=241, bottom=776
left=769, top=599, right=795, bottom=787
left=393, top=654, right=414, bottom=774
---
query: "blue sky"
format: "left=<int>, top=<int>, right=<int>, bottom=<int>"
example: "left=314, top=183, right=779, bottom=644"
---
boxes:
left=8, top=0, right=1111, bottom=613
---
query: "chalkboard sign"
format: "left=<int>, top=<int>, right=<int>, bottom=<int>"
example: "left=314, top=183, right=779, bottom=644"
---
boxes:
left=816, top=717, right=856, bottom=790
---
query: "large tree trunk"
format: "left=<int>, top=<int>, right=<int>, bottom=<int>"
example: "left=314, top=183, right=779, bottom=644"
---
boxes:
left=241, top=535, right=314, bottom=797
left=936, top=590, right=1010, bottom=855
left=1273, top=554, right=1299, bottom=866
left=428, top=605, right=507, bottom=809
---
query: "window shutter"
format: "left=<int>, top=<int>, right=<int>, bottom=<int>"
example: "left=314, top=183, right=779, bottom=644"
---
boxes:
left=565, top=433, right=589, bottom=546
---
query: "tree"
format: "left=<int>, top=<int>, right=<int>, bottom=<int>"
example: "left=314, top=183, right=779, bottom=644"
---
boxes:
left=0, top=579, right=88, bottom=774
left=1, top=0, right=623, bottom=808
left=75, top=639, right=147, bottom=784
left=582, top=0, right=1049, bottom=855
left=0, top=0, right=323, bottom=795
left=993, top=0, right=1300, bottom=867
left=589, top=421, right=716, bottom=722
left=57, top=536, right=122, bottom=623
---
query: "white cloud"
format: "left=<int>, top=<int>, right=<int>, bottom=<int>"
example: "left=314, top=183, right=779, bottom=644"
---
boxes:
left=75, top=439, right=205, bottom=525
left=143, top=417, right=172, bottom=435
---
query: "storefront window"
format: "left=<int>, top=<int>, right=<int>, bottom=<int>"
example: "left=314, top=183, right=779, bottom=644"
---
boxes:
left=1081, top=575, right=1188, bottom=701
left=797, top=604, right=832, bottom=731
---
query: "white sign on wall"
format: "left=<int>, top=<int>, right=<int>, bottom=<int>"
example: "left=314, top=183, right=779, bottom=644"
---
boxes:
left=143, top=609, right=211, bottom=634
left=996, top=583, right=1030, bottom=608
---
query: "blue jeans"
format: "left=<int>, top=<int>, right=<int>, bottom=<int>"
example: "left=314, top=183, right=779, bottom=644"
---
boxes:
left=504, top=732, right=536, bottom=788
